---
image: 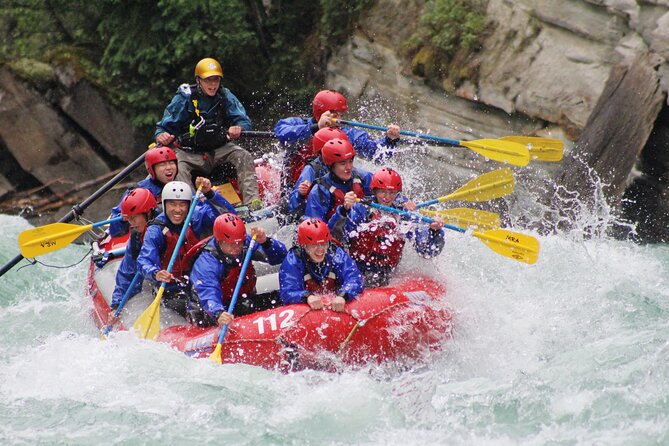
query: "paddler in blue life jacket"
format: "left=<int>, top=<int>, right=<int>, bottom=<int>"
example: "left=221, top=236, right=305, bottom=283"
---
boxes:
left=108, top=146, right=178, bottom=237
left=107, top=188, right=159, bottom=326
left=137, top=179, right=237, bottom=318
left=304, top=138, right=373, bottom=222
left=274, top=89, right=400, bottom=196
left=285, top=127, right=348, bottom=220
left=153, top=57, right=262, bottom=217
left=279, top=218, right=363, bottom=311
left=328, top=167, right=446, bottom=288
left=190, top=213, right=287, bottom=327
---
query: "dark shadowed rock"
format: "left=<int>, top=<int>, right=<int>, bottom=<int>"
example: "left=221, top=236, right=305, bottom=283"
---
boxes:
left=0, top=68, right=111, bottom=195
left=0, top=66, right=146, bottom=226
left=543, top=53, right=665, bottom=235
left=60, top=80, right=144, bottom=164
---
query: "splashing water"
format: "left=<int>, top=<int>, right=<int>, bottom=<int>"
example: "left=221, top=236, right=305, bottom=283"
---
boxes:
left=2, top=160, right=669, bottom=446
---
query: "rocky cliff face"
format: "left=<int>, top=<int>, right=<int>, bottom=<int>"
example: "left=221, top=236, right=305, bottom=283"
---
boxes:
left=0, top=64, right=143, bottom=225
left=326, top=0, right=669, bottom=240
left=2, top=0, right=669, bottom=241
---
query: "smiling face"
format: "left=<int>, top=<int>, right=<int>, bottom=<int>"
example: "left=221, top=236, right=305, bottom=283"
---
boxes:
left=303, top=242, right=328, bottom=263
left=331, top=159, right=354, bottom=181
left=197, top=76, right=222, bottom=97
left=164, top=200, right=190, bottom=225
left=153, top=160, right=177, bottom=184
left=374, top=188, right=399, bottom=206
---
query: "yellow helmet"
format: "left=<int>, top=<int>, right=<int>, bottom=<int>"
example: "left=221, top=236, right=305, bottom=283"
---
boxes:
left=194, top=58, right=223, bottom=79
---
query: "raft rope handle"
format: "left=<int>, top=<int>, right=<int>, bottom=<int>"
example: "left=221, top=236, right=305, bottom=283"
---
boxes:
left=336, top=301, right=410, bottom=355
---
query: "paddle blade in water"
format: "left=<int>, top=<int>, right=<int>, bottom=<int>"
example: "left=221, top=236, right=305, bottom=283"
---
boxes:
left=474, top=229, right=540, bottom=265
left=501, top=136, right=564, bottom=162
left=209, top=344, right=223, bottom=364
left=133, top=289, right=163, bottom=340
left=460, top=138, right=530, bottom=166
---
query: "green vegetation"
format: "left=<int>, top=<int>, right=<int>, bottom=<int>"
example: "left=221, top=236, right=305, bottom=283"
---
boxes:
left=0, top=0, right=374, bottom=134
left=407, top=0, right=488, bottom=87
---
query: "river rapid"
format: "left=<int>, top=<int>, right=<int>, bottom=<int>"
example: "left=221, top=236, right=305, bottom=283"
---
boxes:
left=1, top=175, right=669, bottom=445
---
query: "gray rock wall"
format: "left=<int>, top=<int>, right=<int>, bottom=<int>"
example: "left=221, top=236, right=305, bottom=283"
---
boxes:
left=326, top=0, right=669, bottom=239
left=0, top=66, right=143, bottom=223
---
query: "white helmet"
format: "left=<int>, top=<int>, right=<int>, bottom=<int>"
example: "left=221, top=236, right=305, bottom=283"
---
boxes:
left=162, top=181, right=193, bottom=202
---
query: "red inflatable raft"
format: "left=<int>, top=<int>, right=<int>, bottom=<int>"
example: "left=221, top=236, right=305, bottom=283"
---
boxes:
left=87, top=162, right=453, bottom=371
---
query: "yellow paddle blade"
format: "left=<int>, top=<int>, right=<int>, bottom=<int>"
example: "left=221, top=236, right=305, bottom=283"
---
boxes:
left=501, top=136, right=564, bottom=162
left=18, top=222, right=93, bottom=258
left=460, top=138, right=530, bottom=166
left=473, top=229, right=540, bottom=264
left=443, top=168, right=515, bottom=203
left=421, top=208, right=501, bottom=231
left=209, top=343, right=223, bottom=364
left=133, top=288, right=164, bottom=340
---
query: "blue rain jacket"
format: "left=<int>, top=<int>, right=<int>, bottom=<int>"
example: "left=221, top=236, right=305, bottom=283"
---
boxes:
left=154, top=85, right=251, bottom=139
left=279, top=245, right=364, bottom=305
left=137, top=191, right=236, bottom=286
left=274, top=117, right=397, bottom=162
left=304, top=169, right=373, bottom=221
left=191, top=235, right=287, bottom=318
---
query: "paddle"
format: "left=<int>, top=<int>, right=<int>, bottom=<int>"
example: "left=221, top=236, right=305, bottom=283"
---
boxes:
left=209, top=234, right=258, bottom=364
left=420, top=208, right=501, bottom=231
left=241, top=130, right=275, bottom=138
left=102, top=271, right=142, bottom=338
left=500, top=136, right=564, bottom=162
left=335, top=119, right=530, bottom=166
left=0, top=152, right=146, bottom=278
left=415, top=168, right=515, bottom=208
left=367, top=201, right=540, bottom=264
left=18, top=217, right=123, bottom=258
left=133, top=186, right=203, bottom=340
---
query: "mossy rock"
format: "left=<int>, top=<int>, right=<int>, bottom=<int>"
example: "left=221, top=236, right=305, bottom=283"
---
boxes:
left=8, top=58, right=56, bottom=84
left=411, top=46, right=447, bottom=79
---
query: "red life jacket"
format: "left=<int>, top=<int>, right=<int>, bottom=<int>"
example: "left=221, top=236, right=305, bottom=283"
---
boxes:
left=151, top=220, right=201, bottom=280
left=287, top=141, right=317, bottom=188
left=203, top=244, right=257, bottom=307
left=304, top=270, right=338, bottom=295
left=348, top=210, right=405, bottom=268
left=317, top=172, right=366, bottom=220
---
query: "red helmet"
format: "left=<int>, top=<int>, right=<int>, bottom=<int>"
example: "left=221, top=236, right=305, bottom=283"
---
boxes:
left=213, top=213, right=246, bottom=243
left=312, top=90, right=348, bottom=121
left=145, top=146, right=177, bottom=180
left=371, top=167, right=403, bottom=191
left=321, top=138, right=356, bottom=167
left=297, top=218, right=331, bottom=245
left=312, top=127, right=348, bottom=156
left=121, top=188, right=157, bottom=218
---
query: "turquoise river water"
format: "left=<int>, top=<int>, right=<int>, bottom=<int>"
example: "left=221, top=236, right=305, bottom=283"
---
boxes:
left=1, top=208, right=669, bottom=445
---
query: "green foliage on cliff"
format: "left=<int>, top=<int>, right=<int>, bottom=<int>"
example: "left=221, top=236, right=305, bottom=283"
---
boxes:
left=406, top=0, right=487, bottom=87
left=419, top=0, right=487, bottom=55
left=1, top=0, right=373, bottom=134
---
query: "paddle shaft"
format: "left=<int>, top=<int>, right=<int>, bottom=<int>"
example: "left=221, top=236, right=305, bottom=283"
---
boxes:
left=0, top=152, right=146, bottom=278
left=134, top=188, right=203, bottom=338
left=214, top=238, right=258, bottom=347
left=102, top=271, right=142, bottom=336
left=241, top=130, right=275, bottom=138
left=337, top=119, right=462, bottom=146
left=368, top=202, right=465, bottom=234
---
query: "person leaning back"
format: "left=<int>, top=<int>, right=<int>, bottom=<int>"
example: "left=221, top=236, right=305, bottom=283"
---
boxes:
left=154, top=57, right=262, bottom=215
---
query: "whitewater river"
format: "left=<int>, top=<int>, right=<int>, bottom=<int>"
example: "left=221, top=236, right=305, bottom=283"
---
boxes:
left=1, top=203, right=669, bottom=445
